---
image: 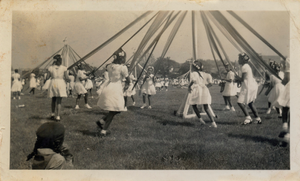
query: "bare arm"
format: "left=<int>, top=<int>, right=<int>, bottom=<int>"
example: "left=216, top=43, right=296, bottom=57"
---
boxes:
left=64, top=71, right=70, bottom=82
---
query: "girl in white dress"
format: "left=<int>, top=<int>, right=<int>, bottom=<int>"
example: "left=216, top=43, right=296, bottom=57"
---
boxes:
left=222, top=64, right=236, bottom=111
left=274, top=59, right=290, bottom=146
left=74, top=64, right=92, bottom=109
left=236, top=53, right=261, bottom=124
left=11, top=69, right=22, bottom=100
left=160, top=78, right=165, bottom=91
left=46, top=55, right=70, bottom=121
left=154, top=77, right=161, bottom=91
left=164, top=77, right=169, bottom=91
left=140, top=66, right=156, bottom=109
left=96, top=48, right=129, bottom=136
left=29, top=72, right=37, bottom=95
left=68, top=72, right=75, bottom=97
left=85, top=78, right=94, bottom=98
left=188, top=60, right=217, bottom=128
left=123, top=65, right=136, bottom=108
left=266, top=63, right=284, bottom=116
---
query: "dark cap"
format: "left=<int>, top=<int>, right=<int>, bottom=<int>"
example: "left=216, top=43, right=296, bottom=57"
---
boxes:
left=53, top=54, right=62, bottom=60
left=36, top=122, right=65, bottom=141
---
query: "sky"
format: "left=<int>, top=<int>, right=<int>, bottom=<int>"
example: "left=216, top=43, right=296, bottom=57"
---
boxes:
left=11, top=10, right=289, bottom=69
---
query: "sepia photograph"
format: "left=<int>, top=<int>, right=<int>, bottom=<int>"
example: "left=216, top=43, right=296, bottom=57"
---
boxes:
left=1, top=0, right=300, bottom=180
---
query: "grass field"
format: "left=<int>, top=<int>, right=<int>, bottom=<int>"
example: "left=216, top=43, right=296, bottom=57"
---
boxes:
left=10, top=85, right=289, bottom=169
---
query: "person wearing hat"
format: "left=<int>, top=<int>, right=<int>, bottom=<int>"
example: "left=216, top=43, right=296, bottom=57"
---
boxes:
left=45, top=54, right=70, bottom=121
left=96, top=48, right=129, bottom=136
left=26, top=122, right=73, bottom=169
left=74, top=64, right=92, bottom=109
left=221, top=63, right=236, bottom=111
left=188, top=60, right=217, bottom=128
left=140, top=66, right=156, bottom=109
left=235, top=53, right=261, bottom=124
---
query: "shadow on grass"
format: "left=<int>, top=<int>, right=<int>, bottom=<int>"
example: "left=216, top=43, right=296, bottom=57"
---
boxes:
left=29, top=115, right=50, bottom=120
left=228, top=133, right=280, bottom=146
left=136, top=111, right=195, bottom=127
left=157, top=120, right=195, bottom=127
left=216, top=121, right=241, bottom=125
left=64, top=105, right=74, bottom=108
left=83, top=110, right=108, bottom=115
left=76, top=129, right=99, bottom=137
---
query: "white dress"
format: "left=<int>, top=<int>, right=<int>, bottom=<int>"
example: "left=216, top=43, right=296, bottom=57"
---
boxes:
left=141, top=74, right=156, bottom=95
left=237, top=64, right=258, bottom=104
left=188, top=71, right=211, bottom=105
left=123, top=74, right=136, bottom=97
left=29, top=73, right=37, bottom=88
left=48, top=65, right=68, bottom=98
left=42, top=79, right=51, bottom=90
left=164, top=78, right=169, bottom=87
left=97, top=64, right=128, bottom=112
left=68, top=75, right=75, bottom=90
left=222, top=71, right=236, bottom=96
left=85, top=79, right=93, bottom=90
left=268, top=73, right=284, bottom=105
left=74, top=70, right=87, bottom=95
left=274, top=82, right=290, bottom=108
left=155, top=78, right=161, bottom=88
left=96, top=71, right=109, bottom=95
left=11, top=73, right=22, bottom=92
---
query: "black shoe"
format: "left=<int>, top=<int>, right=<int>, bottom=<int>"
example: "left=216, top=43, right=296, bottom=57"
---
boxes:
left=279, top=141, right=288, bottom=147
left=96, top=121, right=103, bottom=129
left=50, top=116, right=55, bottom=120
left=278, top=131, right=288, bottom=138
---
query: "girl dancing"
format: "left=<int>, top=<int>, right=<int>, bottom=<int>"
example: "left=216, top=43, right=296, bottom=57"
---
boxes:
left=96, top=48, right=129, bottom=136
left=222, top=64, right=236, bottom=111
left=46, top=55, right=70, bottom=121
left=140, top=66, right=156, bottom=109
left=235, top=53, right=261, bottom=125
left=74, top=64, right=92, bottom=109
left=188, top=60, right=217, bottom=128
left=11, top=69, right=22, bottom=100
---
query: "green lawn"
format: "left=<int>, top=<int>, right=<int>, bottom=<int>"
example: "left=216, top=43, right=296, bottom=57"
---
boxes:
left=10, top=85, right=289, bottom=169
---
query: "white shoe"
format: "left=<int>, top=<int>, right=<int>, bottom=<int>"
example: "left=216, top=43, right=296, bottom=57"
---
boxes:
left=124, top=107, right=127, bottom=111
left=148, top=106, right=152, bottom=109
left=56, top=116, right=60, bottom=121
left=85, top=104, right=92, bottom=109
left=13, top=97, right=16, bottom=100
left=283, top=133, right=290, bottom=143
left=282, top=123, right=288, bottom=132
left=199, top=118, right=206, bottom=125
left=132, top=102, right=136, bottom=106
left=243, top=116, right=252, bottom=125
left=210, top=122, right=217, bottom=128
left=230, top=107, right=235, bottom=111
left=266, top=108, right=271, bottom=114
left=140, top=104, right=147, bottom=109
left=18, top=96, right=21, bottom=100
left=75, top=105, right=80, bottom=109
left=255, top=117, right=262, bottom=124
left=100, top=129, right=107, bottom=136
left=223, top=105, right=230, bottom=111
